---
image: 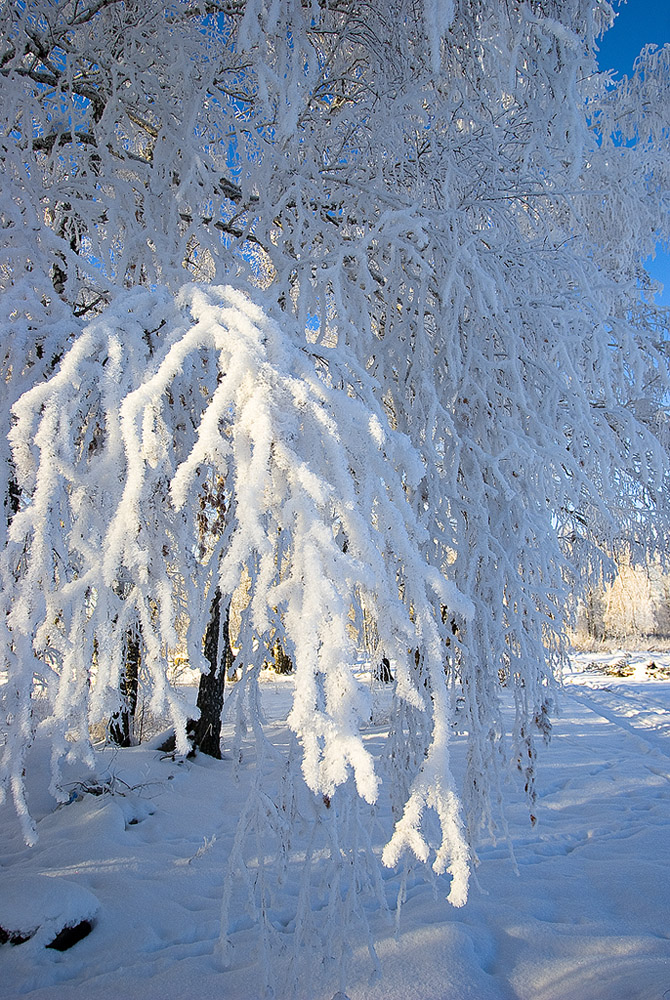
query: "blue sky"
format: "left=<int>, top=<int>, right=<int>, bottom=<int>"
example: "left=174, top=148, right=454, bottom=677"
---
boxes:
left=596, top=1, right=670, bottom=305
left=596, top=0, right=670, bottom=76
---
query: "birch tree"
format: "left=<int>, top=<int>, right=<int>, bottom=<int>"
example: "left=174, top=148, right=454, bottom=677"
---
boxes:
left=1, top=0, right=669, bottom=981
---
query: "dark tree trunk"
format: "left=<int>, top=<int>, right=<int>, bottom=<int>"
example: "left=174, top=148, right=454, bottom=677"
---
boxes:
left=6, top=479, right=20, bottom=527
left=374, top=655, right=393, bottom=683
left=108, top=629, right=141, bottom=747
left=188, top=588, right=233, bottom=758
left=271, top=637, right=293, bottom=674
left=5, top=455, right=21, bottom=530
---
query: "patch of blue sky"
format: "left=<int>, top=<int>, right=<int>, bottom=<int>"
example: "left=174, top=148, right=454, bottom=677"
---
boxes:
left=596, top=1, right=670, bottom=305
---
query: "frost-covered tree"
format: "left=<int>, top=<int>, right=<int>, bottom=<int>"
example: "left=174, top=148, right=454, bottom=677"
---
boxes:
left=603, top=560, right=656, bottom=641
left=2, top=0, right=670, bottom=985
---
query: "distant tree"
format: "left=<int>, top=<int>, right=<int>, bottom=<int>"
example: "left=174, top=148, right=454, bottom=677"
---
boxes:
left=603, top=562, right=656, bottom=641
left=1, top=0, right=669, bottom=984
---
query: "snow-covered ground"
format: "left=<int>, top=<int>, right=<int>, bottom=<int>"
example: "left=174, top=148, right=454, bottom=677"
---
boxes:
left=2, top=655, right=670, bottom=1000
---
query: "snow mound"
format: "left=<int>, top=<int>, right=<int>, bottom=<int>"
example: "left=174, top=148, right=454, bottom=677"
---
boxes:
left=0, top=874, right=99, bottom=950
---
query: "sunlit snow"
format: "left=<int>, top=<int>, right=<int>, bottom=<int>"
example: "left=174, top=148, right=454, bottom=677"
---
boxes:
left=2, top=657, right=669, bottom=1000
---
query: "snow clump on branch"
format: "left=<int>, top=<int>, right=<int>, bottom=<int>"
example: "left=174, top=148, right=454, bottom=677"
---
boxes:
left=1, top=282, right=473, bottom=901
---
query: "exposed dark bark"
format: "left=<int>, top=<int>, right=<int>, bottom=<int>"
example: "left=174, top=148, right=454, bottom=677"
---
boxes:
left=374, top=655, right=393, bottom=683
left=271, top=637, right=293, bottom=674
left=187, top=588, right=234, bottom=758
left=5, top=472, right=20, bottom=529
left=108, top=629, right=140, bottom=747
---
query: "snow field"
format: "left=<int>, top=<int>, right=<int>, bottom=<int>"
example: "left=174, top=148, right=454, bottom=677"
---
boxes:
left=1, top=663, right=670, bottom=1000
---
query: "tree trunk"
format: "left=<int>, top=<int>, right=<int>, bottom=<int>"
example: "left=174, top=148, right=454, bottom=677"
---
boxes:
left=188, top=588, right=233, bottom=758
left=5, top=471, right=20, bottom=529
left=271, top=637, right=293, bottom=674
left=108, top=628, right=141, bottom=747
left=584, top=588, right=604, bottom=641
left=374, top=656, right=393, bottom=683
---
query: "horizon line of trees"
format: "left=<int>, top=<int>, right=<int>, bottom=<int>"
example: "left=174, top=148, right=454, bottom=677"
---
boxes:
left=575, top=557, right=670, bottom=644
